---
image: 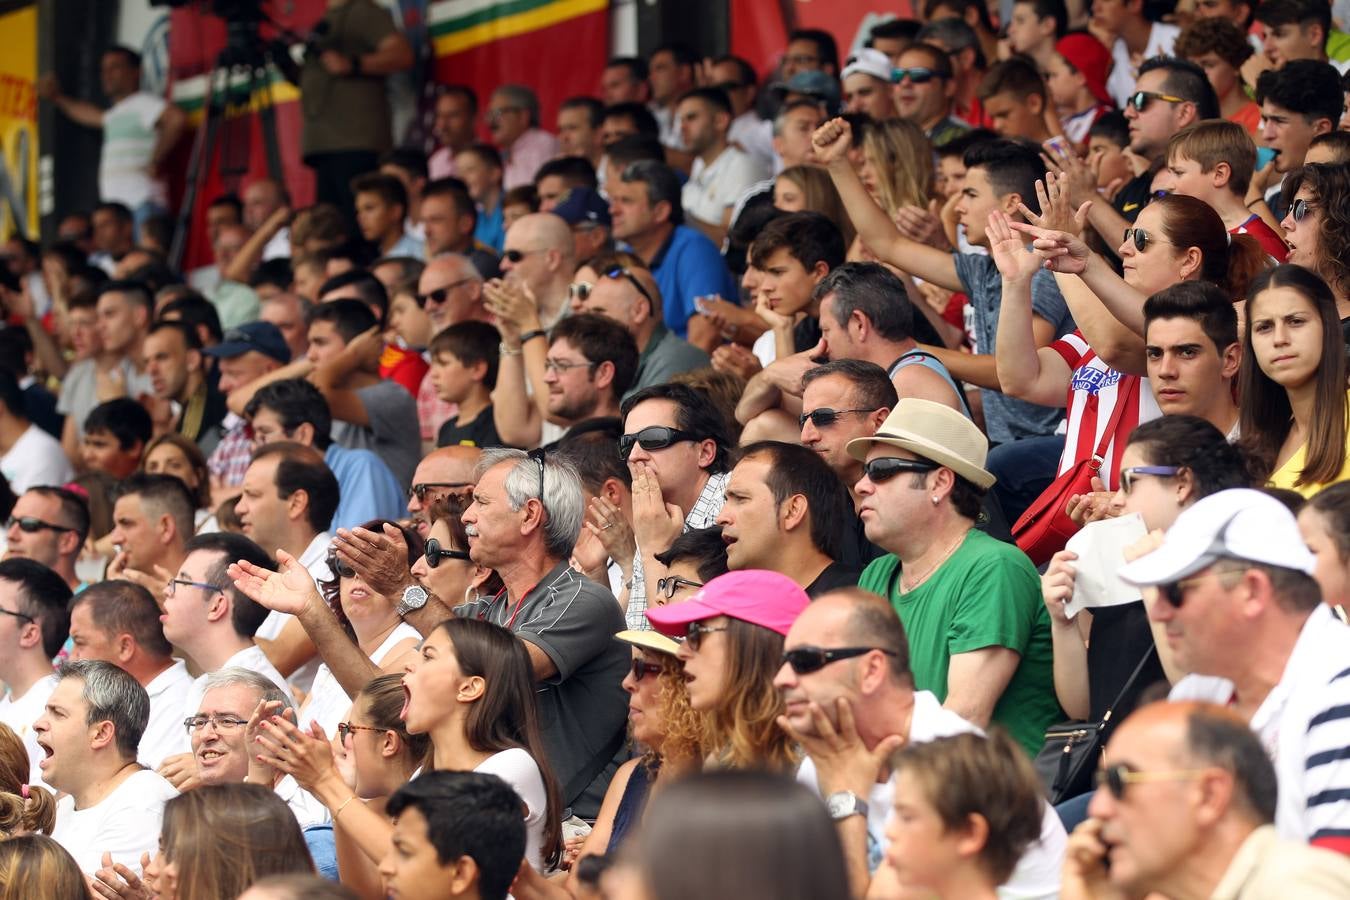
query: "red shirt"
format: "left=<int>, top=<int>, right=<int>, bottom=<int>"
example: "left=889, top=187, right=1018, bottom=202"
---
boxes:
left=1233, top=214, right=1289, bottom=263
left=379, top=344, right=429, bottom=398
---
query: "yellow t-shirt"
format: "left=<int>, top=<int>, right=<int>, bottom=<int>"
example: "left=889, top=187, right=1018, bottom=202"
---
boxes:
left=1268, top=398, right=1350, bottom=498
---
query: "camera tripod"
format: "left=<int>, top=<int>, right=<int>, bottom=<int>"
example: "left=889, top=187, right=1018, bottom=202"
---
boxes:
left=168, top=18, right=289, bottom=270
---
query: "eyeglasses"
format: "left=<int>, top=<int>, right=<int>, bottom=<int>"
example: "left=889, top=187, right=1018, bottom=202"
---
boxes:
left=425, top=537, right=471, bottom=569
left=166, top=578, right=224, bottom=598
left=568, top=281, right=594, bottom=302
left=1120, top=465, right=1180, bottom=494
left=184, top=714, right=249, bottom=733
left=1122, top=227, right=1172, bottom=253
left=781, top=645, right=898, bottom=675
left=684, top=621, right=729, bottom=651
left=0, top=607, right=33, bottom=624
left=619, top=426, right=700, bottom=460
left=327, top=555, right=356, bottom=579
left=600, top=266, right=657, bottom=312
left=892, top=66, right=941, bottom=84
left=1127, top=90, right=1186, bottom=112
left=1096, top=763, right=1208, bottom=799
left=5, top=516, right=73, bottom=534
left=416, top=278, right=477, bottom=308
left=544, top=358, right=598, bottom=375
left=630, top=658, right=663, bottom=681
left=502, top=248, right=545, bottom=264
left=410, top=482, right=473, bottom=502
left=337, top=722, right=385, bottom=742
left=655, top=575, right=703, bottom=598
left=1156, top=566, right=1245, bottom=608
left=1292, top=198, right=1317, bottom=222
left=799, top=407, right=874, bottom=429
left=862, top=457, right=940, bottom=484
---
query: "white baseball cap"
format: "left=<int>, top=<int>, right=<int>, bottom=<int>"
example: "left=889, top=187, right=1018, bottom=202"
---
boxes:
left=842, top=48, right=893, bottom=83
left=1117, top=488, right=1316, bottom=587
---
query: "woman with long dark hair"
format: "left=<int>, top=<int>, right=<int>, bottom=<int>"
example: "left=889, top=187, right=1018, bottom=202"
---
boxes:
left=1279, top=163, right=1350, bottom=344
left=1239, top=264, right=1350, bottom=497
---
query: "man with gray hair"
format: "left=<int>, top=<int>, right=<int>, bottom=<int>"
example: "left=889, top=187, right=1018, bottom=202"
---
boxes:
left=487, top=84, right=560, bottom=190
left=38, top=660, right=177, bottom=873
left=457, top=448, right=629, bottom=820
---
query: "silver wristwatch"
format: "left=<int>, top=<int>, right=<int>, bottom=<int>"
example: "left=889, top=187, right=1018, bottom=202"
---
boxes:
left=826, top=790, right=868, bottom=821
left=396, top=584, right=429, bottom=617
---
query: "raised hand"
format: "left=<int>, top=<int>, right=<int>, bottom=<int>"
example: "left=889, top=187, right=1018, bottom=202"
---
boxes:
left=584, top=496, right=636, bottom=573
left=244, top=698, right=288, bottom=785
left=483, top=278, right=542, bottom=338
left=334, top=522, right=413, bottom=598
left=227, top=549, right=319, bottom=616
left=629, top=461, right=684, bottom=557
left=1009, top=219, right=1092, bottom=276
left=894, top=202, right=949, bottom=250
left=90, top=850, right=153, bottom=900
left=811, top=117, right=853, bottom=167
left=987, top=210, right=1043, bottom=283
left=255, top=714, right=339, bottom=795
left=776, top=696, right=904, bottom=800
left=1020, top=172, right=1092, bottom=237
left=753, top=294, right=795, bottom=332
left=155, top=752, right=200, bottom=793
left=710, top=343, right=762, bottom=380
left=1040, top=143, right=1100, bottom=212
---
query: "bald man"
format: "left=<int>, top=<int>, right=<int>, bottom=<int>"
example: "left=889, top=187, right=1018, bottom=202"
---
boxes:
left=406, top=446, right=481, bottom=538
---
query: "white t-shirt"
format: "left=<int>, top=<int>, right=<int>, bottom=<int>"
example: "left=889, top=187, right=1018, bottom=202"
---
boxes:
left=100, top=92, right=169, bottom=209
left=798, top=691, right=1066, bottom=900
left=56, top=357, right=155, bottom=439
left=299, top=622, right=419, bottom=738
left=137, top=660, right=194, bottom=770
left=683, top=145, right=771, bottom=232
left=1, top=425, right=74, bottom=494
left=476, top=747, right=550, bottom=872
left=1107, top=24, right=1181, bottom=108
left=729, top=111, right=775, bottom=171
left=0, top=673, right=58, bottom=786
left=52, top=768, right=178, bottom=874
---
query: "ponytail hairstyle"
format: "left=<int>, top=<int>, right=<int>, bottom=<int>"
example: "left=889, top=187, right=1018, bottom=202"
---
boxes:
left=1154, top=193, right=1270, bottom=300
left=1239, top=264, right=1348, bottom=487
left=0, top=723, right=55, bottom=836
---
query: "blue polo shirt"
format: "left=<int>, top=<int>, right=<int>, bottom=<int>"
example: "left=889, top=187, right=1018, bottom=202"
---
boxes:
left=325, top=443, right=407, bottom=532
left=645, top=225, right=737, bottom=338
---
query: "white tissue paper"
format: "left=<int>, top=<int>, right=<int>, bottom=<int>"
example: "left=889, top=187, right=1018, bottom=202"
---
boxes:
left=1062, top=512, right=1148, bottom=620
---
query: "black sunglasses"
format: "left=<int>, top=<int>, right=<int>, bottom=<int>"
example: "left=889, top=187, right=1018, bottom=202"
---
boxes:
left=409, top=482, right=473, bottom=502
left=684, top=621, right=729, bottom=651
left=619, top=426, right=699, bottom=460
left=862, top=457, right=939, bottom=483
left=416, top=278, right=476, bottom=308
left=425, top=537, right=471, bottom=569
left=1292, top=198, right=1317, bottom=222
left=799, top=407, right=874, bottom=429
left=1122, top=227, right=1171, bottom=253
left=327, top=555, right=356, bottom=579
left=601, top=266, right=658, bottom=312
left=6, top=516, right=73, bottom=534
left=782, top=645, right=897, bottom=675
left=630, top=658, right=663, bottom=681
left=528, top=447, right=546, bottom=508
left=503, top=248, right=543, bottom=264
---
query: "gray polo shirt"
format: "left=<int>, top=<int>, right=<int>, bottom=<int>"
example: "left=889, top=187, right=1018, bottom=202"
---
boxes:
left=626, top=324, right=712, bottom=398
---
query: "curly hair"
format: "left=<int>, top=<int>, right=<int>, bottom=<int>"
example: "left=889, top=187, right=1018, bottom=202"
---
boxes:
left=646, top=654, right=704, bottom=770
left=701, top=618, right=798, bottom=773
left=1287, top=163, right=1350, bottom=299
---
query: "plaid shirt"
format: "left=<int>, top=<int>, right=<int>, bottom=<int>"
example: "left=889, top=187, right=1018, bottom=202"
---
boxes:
left=206, top=415, right=253, bottom=487
left=416, top=370, right=456, bottom=443
left=626, top=470, right=729, bottom=631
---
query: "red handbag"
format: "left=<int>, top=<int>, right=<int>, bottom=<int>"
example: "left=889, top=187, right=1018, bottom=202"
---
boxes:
left=1012, top=376, right=1138, bottom=566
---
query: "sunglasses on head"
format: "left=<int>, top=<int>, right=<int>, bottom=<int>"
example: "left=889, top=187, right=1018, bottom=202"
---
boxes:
left=600, top=266, right=658, bottom=312
left=1096, top=763, right=1207, bottom=800
left=892, top=66, right=940, bottom=84
left=862, top=457, right=939, bottom=483
left=5, top=516, right=73, bottom=534
left=425, top=537, right=471, bottom=569
left=1292, top=198, right=1317, bottom=222
left=416, top=278, right=476, bottom=308
left=328, top=555, right=356, bottom=579
left=799, top=407, right=874, bottom=429
left=781, top=645, right=897, bottom=675
left=1127, top=90, right=1185, bottom=112
left=630, top=657, right=663, bottom=681
left=1122, top=227, right=1170, bottom=253
left=619, top=426, right=699, bottom=460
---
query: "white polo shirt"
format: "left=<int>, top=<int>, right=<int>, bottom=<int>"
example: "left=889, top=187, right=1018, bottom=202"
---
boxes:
left=682, top=145, right=770, bottom=232
left=1170, top=604, right=1350, bottom=847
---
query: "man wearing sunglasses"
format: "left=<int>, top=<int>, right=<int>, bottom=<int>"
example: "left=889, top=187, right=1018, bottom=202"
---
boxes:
left=1117, top=488, right=1350, bottom=848
left=405, top=446, right=480, bottom=540
left=891, top=44, right=968, bottom=147
left=799, top=360, right=896, bottom=509
left=0, top=558, right=73, bottom=785
left=416, top=254, right=489, bottom=336
left=575, top=257, right=709, bottom=394
left=3, top=486, right=90, bottom=593
left=851, top=399, right=1057, bottom=756
left=1064, top=701, right=1350, bottom=899
left=778, top=588, right=1066, bottom=900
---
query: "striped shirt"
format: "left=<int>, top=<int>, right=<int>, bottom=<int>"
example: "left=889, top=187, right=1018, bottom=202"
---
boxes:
left=1049, top=331, right=1161, bottom=489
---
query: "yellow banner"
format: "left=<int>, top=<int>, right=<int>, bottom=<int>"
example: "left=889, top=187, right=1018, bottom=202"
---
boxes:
left=0, top=4, right=38, bottom=241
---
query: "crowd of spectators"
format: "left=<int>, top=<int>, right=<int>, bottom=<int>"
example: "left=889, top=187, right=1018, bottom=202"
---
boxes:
left=9, top=0, right=1350, bottom=896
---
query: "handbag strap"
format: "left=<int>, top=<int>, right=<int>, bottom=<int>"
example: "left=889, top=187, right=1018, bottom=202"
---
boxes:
left=1099, top=642, right=1158, bottom=723
left=1089, top=375, right=1139, bottom=473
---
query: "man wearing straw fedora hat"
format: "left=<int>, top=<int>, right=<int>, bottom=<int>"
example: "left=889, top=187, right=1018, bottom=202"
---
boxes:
left=850, top=398, right=1058, bottom=756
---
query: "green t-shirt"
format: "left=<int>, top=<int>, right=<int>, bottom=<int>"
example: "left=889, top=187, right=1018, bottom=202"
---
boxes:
left=858, top=530, right=1061, bottom=756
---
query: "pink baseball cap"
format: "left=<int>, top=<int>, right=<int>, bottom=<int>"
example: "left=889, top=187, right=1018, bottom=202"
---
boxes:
left=645, top=570, right=810, bottom=638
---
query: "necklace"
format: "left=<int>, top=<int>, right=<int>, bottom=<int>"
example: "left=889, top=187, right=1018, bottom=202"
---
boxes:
left=899, top=530, right=969, bottom=594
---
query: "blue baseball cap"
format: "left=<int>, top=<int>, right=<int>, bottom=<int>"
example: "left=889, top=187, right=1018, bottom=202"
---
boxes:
left=552, top=187, right=612, bottom=229
left=203, top=321, right=291, bottom=363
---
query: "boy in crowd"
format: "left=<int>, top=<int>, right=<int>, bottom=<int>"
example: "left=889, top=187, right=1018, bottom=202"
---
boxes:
left=1044, top=33, right=1114, bottom=146
left=1175, top=17, right=1262, bottom=134
left=1005, top=0, right=1068, bottom=69
left=1162, top=121, right=1289, bottom=259
left=747, top=212, right=846, bottom=368
left=80, top=398, right=152, bottom=478
left=1255, top=59, right=1343, bottom=217
left=429, top=321, right=503, bottom=449
left=978, top=57, right=1053, bottom=143
left=351, top=173, right=424, bottom=260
